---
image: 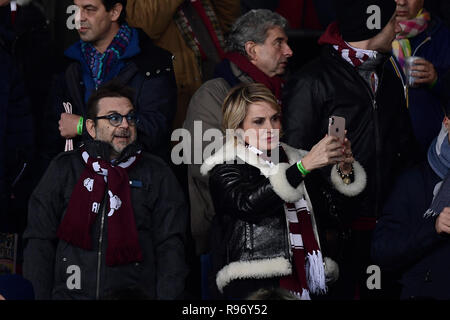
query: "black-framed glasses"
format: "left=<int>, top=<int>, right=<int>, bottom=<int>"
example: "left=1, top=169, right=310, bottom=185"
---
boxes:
left=95, top=112, right=139, bottom=127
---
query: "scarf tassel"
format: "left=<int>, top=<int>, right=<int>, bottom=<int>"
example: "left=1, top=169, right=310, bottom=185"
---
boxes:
left=300, top=288, right=311, bottom=300
left=290, top=288, right=311, bottom=300
left=306, top=250, right=327, bottom=295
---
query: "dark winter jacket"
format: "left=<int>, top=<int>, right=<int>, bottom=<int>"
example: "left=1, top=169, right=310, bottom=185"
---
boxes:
left=40, top=27, right=177, bottom=170
left=0, top=1, right=53, bottom=137
left=201, top=138, right=366, bottom=295
left=0, top=46, right=33, bottom=232
left=371, top=162, right=450, bottom=300
left=282, top=45, right=418, bottom=220
left=23, top=141, right=189, bottom=300
left=391, top=16, right=450, bottom=155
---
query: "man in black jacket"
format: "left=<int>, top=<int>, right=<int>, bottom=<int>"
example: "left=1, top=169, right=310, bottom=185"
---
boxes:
left=23, top=82, right=189, bottom=300
left=283, top=0, right=418, bottom=299
left=0, top=43, right=34, bottom=233
left=39, top=0, right=177, bottom=175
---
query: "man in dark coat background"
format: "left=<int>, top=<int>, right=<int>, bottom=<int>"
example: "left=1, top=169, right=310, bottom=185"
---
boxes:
left=0, top=41, right=34, bottom=234
left=282, top=0, right=419, bottom=299
left=372, top=75, right=450, bottom=299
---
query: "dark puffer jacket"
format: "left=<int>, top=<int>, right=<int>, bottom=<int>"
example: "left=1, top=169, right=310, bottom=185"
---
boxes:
left=283, top=45, right=418, bottom=219
left=201, top=138, right=367, bottom=296
left=23, top=141, right=189, bottom=300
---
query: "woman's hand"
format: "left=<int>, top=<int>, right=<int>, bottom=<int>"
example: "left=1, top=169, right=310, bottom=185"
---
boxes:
left=301, top=135, right=345, bottom=172
left=339, top=136, right=354, bottom=174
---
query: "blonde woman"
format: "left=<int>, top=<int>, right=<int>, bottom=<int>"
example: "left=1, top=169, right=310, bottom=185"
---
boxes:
left=201, top=83, right=367, bottom=300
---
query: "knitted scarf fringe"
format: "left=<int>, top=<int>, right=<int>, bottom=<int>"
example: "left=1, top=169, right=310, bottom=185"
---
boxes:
left=290, top=288, right=311, bottom=300
left=306, top=250, right=327, bottom=295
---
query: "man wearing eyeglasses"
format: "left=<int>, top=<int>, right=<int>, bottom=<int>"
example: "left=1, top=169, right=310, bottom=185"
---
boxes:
left=23, top=82, right=189, bottom=300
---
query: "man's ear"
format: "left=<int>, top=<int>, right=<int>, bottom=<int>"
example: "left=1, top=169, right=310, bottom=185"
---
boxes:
left=109, top=3, right=123, bottom=22
left=244, top=41, right=258, bottom=61
left=86, top=119, right=96, bottom=139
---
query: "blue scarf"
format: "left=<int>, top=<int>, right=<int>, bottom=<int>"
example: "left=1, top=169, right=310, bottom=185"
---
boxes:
left=81, top=23, right=132, bottom=88
left=428, top=124, right=450, bottom=179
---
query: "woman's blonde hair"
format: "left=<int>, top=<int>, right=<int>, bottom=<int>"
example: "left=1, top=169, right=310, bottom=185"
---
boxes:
left=222, top=83, right=281, bottom=130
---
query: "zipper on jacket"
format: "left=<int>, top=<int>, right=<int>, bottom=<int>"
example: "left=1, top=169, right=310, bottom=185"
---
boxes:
left=96, top=194, right=108, bottom=300
left=390, top=37, right=431, bottom=107
left=390, top=57, right=408, bottom=107
left=412, top=36, right=431, bottom=57
left=372, top=99, right=381, bottom=216
left=11, top=162, right=27, bottom=187
left=352, top=60, right=385, bottom=218
left=373, top=64, right=386, bottom=218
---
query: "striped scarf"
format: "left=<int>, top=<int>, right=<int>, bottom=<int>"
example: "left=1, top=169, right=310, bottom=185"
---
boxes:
left=279, top=199, right=327, bottom=300
left=81, top=23, right=132, bottom=88
left=174, top=0, right=225, bottom=70
left=318, top=22, right=373, bottom=67
left=244, top=143, right=326, bottom=300
left=392, top=9, right=430, bottom=72
left=57, top=146, right=143, bottom=266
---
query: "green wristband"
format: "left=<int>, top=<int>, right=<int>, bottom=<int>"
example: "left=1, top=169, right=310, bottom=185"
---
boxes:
left=297, top=160, right=310, bottom=176
left=77, top=116, right=84, bottom=136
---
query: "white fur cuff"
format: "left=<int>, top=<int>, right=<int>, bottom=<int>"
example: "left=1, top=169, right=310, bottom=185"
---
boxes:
left=330, top=161, right=366, bottom=197
left=268, top=163, right=305, bottom=203
left=216, top=257, right=291, bottom=293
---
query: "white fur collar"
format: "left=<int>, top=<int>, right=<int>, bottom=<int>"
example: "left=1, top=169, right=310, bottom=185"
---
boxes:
left=200, top=137, right=308, bottom=177
left=15, top=0, right=33, bottom=6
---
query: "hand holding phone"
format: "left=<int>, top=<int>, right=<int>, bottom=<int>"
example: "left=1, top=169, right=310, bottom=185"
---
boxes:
left=328, top=116, right=346, bottom=143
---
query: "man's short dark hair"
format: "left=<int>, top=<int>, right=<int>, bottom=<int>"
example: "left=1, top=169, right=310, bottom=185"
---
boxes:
left=87, top=81, right=135, bottom=120
left=102, top=0, right=127, bottom=25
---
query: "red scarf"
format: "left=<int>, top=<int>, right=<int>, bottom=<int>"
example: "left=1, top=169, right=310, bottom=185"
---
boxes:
left=280, top=199, right=327, bottom=299
left=318, top=22, right=370, bottom=67
left=225, top=52, right=284, bottom=102
left=57, top=149, right=143, bottom=266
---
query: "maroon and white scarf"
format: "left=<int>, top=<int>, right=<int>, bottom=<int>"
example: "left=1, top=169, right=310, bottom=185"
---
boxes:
left=319, top=22, right=375, bottom=67
left=279, top=199, right=327, bottom=300
left=245, top=143, right=327, bottom=299
left=57, top=149, right=143, bottom=266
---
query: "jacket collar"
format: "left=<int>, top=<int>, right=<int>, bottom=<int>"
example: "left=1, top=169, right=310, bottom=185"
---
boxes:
left=64, top=26, right=140, bottom=63
left=82, top=140, right=142, bottom=164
